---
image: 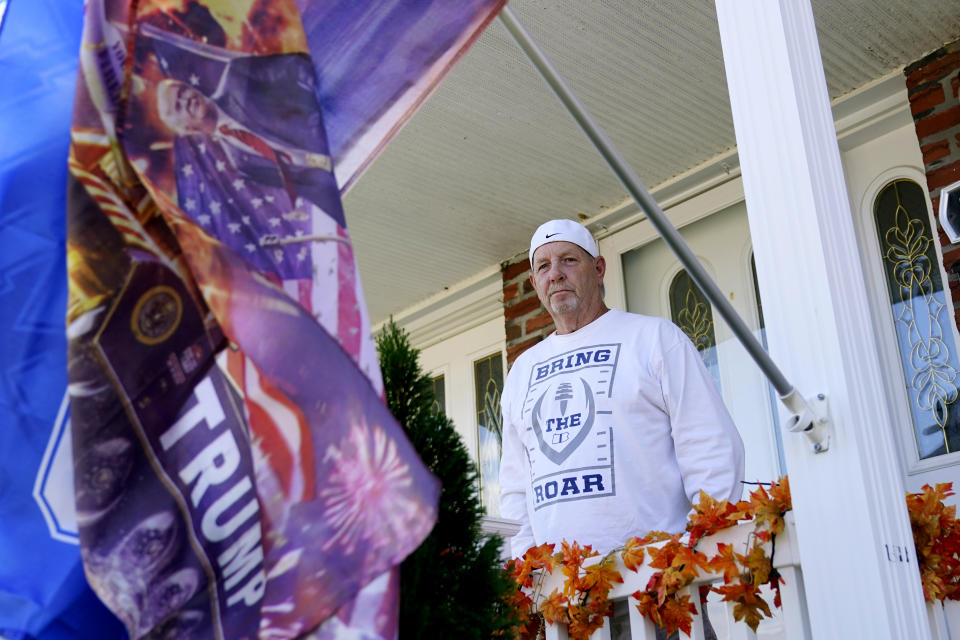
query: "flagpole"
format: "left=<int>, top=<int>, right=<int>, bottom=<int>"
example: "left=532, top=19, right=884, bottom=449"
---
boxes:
left=498, top=5, right=830, bottom=450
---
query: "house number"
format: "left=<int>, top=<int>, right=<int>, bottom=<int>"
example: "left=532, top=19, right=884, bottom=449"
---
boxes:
left=884, top=544, right=910, bottom=563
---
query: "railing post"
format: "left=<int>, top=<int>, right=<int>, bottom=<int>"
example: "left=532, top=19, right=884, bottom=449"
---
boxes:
left=927, top=601, right=950, bottom=640
left=590, top=618, right=612, bottom=640
left=685, top=585, right=709, bottom=640
left=723, top=603, right=758, bottom=640
left=544, top=620, right=569, bottom=640
left=946, top=601, right=960, bottom=636
left=626, top=596, right=657, bottom=640
left=776, top=565, right=812, bottom=640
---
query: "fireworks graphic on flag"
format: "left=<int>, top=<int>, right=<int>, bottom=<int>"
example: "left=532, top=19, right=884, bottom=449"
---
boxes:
left=320, top=422, right=418, bottom=556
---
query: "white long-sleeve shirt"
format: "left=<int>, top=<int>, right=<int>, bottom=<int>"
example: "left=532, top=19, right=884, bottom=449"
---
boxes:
left=499, top=309, right=745, bottom=556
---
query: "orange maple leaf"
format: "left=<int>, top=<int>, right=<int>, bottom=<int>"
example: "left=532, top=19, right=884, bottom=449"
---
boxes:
left=687, top=490, right=738, bottom=545
left=646, top=537, right=685, bottom=570
left=582, top=561, right=623, bottom=595
left=708, top=542, right=742, bottom=584
left=741, top=544, right=772, bottom=586
left=657, top=591, right=699, bottom=636
left=767, top=476, right=792, bottom=510
left=714, top=578, right=774, bottom=631
left=659, top=567, right=688, bottom=602
left=503, top=557, right=523, bottom=579
left=631, top=589, right=663, bottom=627
left=622, top=537, right=647, bottom=572
left=750, top=478, right=791, bottom=537
left=540, top=589, right=569, bottom=625
left=558, top=540, right=598, bottom=596
left=732, top=585, right=772, bottom=630
left=586, top=598, right=615, bottom=616
left=637, top=530, right=675, bottom=545
left=567, top=608, right=605, bottom=640
left=729, top=498, right=758, bottom=522
left=525, top=542, right=559, bottom=572
left=560, top=539, right=597, bottom=567
left=673, top=544, right=709, bottom=578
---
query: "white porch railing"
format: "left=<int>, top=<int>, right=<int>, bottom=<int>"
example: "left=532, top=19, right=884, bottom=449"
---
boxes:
left=481, top=515, right=523, bottom=561
left=525, top=513, right=959, bottom=640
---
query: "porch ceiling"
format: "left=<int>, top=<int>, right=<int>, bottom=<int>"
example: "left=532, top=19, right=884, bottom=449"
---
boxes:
left=342, top=0, right=960, bottom=325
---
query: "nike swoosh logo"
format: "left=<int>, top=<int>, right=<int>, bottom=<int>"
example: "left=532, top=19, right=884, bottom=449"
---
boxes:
left=545, top=232, right=560, bottom=238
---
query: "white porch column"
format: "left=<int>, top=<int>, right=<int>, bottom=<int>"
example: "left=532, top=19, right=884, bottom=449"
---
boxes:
left=714, top=2, right=930, bottom=639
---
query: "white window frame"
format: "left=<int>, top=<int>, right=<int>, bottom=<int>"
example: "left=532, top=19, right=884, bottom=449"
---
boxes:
left=854, top=165, right=960, bottom=476
left=427, top=365, right=451, bottom=416
left=599, top=177, right=747, bottom=312
left=607, top=190, right=784, bottom=481
left=469, top=343, right=506, bottom=517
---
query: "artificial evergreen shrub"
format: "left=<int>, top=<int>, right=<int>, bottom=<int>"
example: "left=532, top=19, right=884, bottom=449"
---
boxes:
left=376, top=320, right=517, bottom=639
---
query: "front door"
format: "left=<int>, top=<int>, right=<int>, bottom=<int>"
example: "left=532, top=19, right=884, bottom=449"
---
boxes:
left=621, top=201, right=784, bottom=488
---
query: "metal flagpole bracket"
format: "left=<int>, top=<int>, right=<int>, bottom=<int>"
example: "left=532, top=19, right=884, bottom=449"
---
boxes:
left=780, top=390, right=830, bottom=453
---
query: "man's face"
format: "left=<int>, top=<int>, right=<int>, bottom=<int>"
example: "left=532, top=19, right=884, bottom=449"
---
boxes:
left=158, top=81, right=217, bottom=135
left=530, top=241, right=605, bottom=318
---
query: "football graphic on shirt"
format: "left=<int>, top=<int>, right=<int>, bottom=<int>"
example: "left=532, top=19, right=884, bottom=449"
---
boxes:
left=531, top=377, right=595, bottom=464
left=521, top=343, right=620, bottom=510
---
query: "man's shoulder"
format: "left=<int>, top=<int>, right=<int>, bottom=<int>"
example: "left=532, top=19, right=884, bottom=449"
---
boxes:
left=605, top=309, right=678, bottom=332
left=602, top=310, right=690, bottom=356
left=509, top=335, right=555, bottom=371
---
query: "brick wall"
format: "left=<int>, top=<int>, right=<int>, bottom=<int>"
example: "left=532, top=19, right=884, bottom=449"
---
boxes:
left=905, top=38, right=960, bottom=324
left=501, top=252, right=554, bottom=368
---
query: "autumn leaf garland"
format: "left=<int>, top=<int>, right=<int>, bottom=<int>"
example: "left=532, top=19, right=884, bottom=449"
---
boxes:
left=631, top=535, right=708, bottom=637
left=501, top=543, right=558, bottom=639
left=907, top=482, right=960, bottom=603
left=502, top=478, right=793, bottom=640
left=502, top=540, right=624, bottom=639
left=502, top=478, right=960, bottom=640
left=630, top=479, right=791, bottom=637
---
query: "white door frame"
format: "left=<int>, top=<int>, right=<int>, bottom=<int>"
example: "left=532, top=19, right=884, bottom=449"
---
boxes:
left=852, top=162, right=960, bottom=482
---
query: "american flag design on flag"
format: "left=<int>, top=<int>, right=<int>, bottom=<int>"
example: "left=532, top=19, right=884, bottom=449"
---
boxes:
left=172, top=136, right=315, bottom=280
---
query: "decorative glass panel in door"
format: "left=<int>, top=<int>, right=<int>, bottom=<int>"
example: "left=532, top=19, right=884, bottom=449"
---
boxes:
left=873, top=179, right=960, bottom=458
left=431, top=374, right=446, bottom=415
left=669, top=269, right=722, bottom=392
left=474, top=352, right=504, bottom=515
left=622, top=201, right=782, bottom=485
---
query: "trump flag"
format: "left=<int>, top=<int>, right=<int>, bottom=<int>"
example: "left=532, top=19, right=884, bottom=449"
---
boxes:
left=0, top=0, right=504, bottom=638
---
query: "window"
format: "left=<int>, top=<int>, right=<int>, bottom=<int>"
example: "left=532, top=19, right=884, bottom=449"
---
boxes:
left=873, top=179, right=960, bottom=458
left=669, top=269, right=721, bottom=392
left=431, top=375, right=446, bottom=415
left=474, top=352, right=504, bottom=516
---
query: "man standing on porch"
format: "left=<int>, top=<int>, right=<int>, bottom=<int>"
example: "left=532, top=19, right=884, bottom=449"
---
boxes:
left=499, top=218, right=745, bottom=558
